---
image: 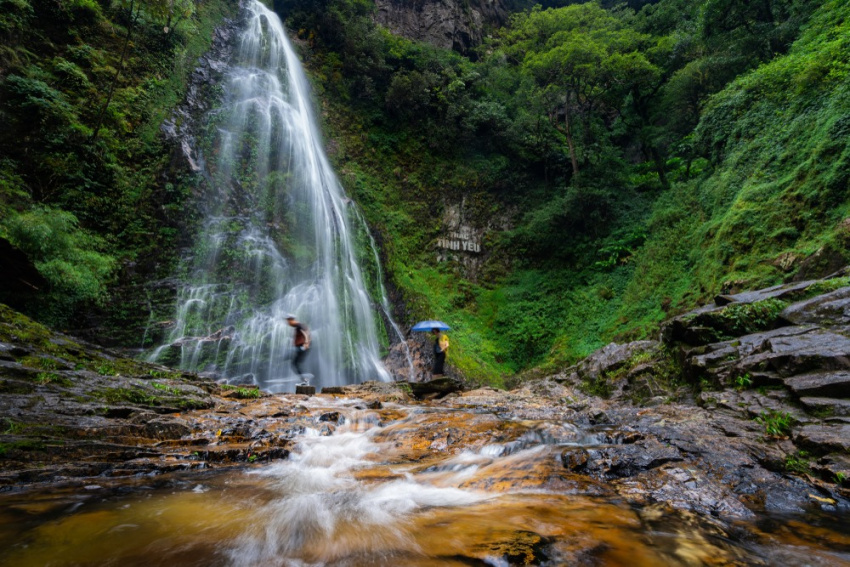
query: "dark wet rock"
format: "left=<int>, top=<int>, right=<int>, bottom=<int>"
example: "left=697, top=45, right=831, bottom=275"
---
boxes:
left=701, top=388, right=809, bottom=422
left=616, top=465, right=756, bottom=518
left=583, top=438, right=683, bottom=479
left=785, top=371, right=850, bottom=398
left=557, top=341, right=658, bottom=386
left=794, top=424, right=850, bottom=454
left=162, top=15, right=239, bottom=173
left=663, top=301, right=790, bottom=348
left=738, top=330, right=850, bottom=376
left=462, top=529, right=551, bottom=566
left=561, top=448, right=589, bottom=471
left=0, top=305, right=308, bottom=487
left=554, top=341, right=673, bottom=403
left=408, top=376, right=463, bottom=399
left=792, top=248, right=849, bottom=282
left=686, top=326, right=850, bottom=387
left=318, top=411, right=340, bottom=423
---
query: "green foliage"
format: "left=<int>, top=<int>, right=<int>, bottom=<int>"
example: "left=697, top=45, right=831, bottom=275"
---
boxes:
left=784, top=450, right=811, bottom=475
left=220, top=384, right=262, bottom=399
left=96, top=386, right=159, bottom=406
left=35, top=372, right=72, bottom=387
left=801, top=277, right=850, bottom=299
left=152, top=382, right=183, bottom=396
left=756, top=409, right=795, bottom=438
left=710, top=299, right=788, bottom=338
left=1, top=207, right=116, bottom=320
left=734, top=373, right=752, bottom=391
left=0, top=0, right=237, bottom=332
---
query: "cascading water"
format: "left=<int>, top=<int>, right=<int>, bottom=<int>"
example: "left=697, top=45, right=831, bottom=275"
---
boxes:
left=151, top=0, right=409, bottom=390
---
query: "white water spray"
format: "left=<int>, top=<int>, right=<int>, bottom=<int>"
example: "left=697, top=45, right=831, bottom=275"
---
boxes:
left=151, top=0, right=409, bottom=390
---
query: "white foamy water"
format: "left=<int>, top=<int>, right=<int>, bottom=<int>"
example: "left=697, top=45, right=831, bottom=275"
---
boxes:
left=150, top=0, right=409, bottom=390
left=227, top=409, right=491, bottom=566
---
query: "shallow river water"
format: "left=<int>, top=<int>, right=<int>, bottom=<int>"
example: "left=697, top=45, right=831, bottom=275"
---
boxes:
left=1, top=398, right=848, bottom=566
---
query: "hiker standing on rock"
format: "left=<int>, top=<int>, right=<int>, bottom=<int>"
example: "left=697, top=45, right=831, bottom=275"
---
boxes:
left=287, top=315, right=311, bottom=379
left=432, top=327, right=449, bottom=376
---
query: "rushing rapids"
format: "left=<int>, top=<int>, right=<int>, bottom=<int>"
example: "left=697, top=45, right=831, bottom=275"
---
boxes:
left=150, top=0, right=407, bottom=391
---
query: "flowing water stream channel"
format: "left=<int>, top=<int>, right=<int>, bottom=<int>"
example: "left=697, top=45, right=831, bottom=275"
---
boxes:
left=1, top=394, right=849, bottom=566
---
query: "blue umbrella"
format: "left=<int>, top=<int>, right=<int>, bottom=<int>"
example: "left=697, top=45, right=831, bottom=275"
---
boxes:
left=411, top=320, right=451, bottom=332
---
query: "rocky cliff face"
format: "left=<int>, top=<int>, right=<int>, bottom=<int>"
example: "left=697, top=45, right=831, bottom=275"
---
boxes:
left=373, top=0, right=509, bottom=53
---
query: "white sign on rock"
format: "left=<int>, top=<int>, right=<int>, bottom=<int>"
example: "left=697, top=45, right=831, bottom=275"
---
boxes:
left=437, top=230, right=481, bottom=253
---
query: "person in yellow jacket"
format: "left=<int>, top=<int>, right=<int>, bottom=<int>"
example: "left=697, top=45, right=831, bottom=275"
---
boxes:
left=431, top=328, right=449, bottom=376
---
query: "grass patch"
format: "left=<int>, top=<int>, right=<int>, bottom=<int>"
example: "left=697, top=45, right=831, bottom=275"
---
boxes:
left=95, top=387, right=160, bottom=406
left=220, top=384, right=262, bottom=399
left=34, top=372, right=72, bottom=387
left=756, top=409, right=795, bottom=438
left=152, top=382, right=183, bottom=396
left=784, top=450, right=812, bottom=475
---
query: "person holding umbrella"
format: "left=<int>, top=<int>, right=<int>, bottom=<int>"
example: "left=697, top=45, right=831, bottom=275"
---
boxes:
left=411, top=320, right=451, bottom=377
left=432, top=327, right=450, bottom=376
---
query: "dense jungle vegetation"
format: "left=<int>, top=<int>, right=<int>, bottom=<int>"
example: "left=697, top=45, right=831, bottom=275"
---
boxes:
left=0, top=0, right=237, bottom=336
left=279, top=0, right=850, bottom=384
left=2, top=0, right=849, bottom=385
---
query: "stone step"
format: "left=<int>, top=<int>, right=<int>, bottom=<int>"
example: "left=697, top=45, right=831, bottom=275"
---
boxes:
left=781, top=286, right=850, bottom=326
left=785, top=371, right=850, bottom=398
left=793, top=423, right=850, bottom=454
left=737, top=330, right=850, bottom=377
left=799, top=397, right=850, bottom=417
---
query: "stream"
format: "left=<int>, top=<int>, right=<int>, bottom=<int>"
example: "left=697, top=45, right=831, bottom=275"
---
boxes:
left=1, top=395, right=848, bottom=566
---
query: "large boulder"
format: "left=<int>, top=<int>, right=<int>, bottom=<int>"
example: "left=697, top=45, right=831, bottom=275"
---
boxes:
left=555, top=340, right=667, bottom=401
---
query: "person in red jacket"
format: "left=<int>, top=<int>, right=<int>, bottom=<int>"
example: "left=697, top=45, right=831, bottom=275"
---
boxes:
left=286, top=315, right=311, bottom=379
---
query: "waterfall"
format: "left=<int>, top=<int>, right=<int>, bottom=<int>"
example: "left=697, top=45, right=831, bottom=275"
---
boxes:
left=151, top=0, right=407, bottom=391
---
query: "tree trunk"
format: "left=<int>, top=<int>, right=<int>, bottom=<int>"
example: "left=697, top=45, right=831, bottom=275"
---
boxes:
left=90, top=0, right=136, bottom=145
left=564, top=110, right=579, bottom=176
left=650, top=145, right=669, bottom=189
left=549, top=108, right=579, bottom=177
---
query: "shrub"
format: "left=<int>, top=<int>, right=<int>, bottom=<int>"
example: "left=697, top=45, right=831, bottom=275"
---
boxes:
left=1, top=206, right=116, bottom=318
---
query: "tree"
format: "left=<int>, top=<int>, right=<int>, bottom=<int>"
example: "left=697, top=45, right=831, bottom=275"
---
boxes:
left=500, top=4, right=660, bottom=179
